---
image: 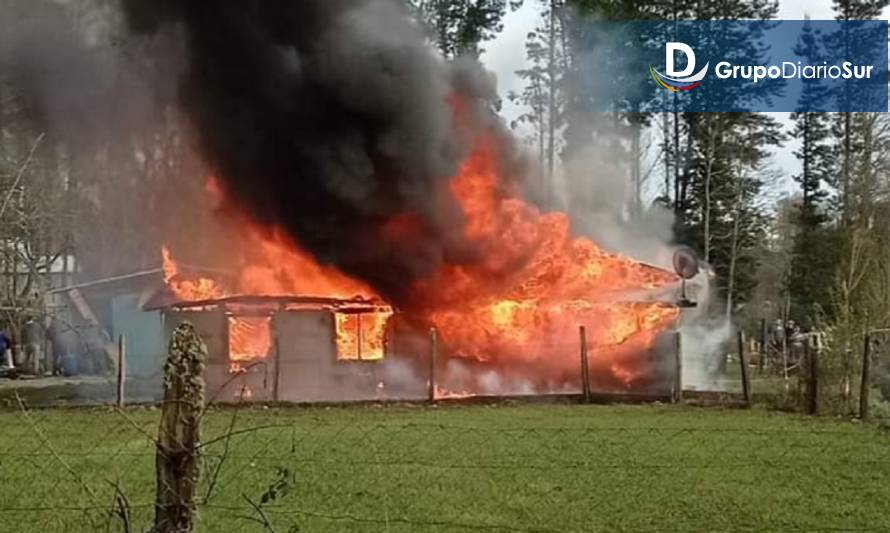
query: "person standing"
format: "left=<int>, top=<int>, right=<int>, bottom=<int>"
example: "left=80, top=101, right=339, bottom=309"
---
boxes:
left=0, top=330, right=13, bottom=369
left=23, top=318, right=43, bottom=374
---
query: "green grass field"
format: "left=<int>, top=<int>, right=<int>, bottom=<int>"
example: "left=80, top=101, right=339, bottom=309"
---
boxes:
left=1, top=402, right=888, bottom=532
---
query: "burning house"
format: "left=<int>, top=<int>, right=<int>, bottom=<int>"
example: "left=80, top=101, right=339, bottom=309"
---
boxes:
left=154, top=295, right=395, bottom=403
left=153, top=148, right=682, bottom=403
left=151, top=289, right=681, bottom=404
left=114, top=0, right=687, bottom=403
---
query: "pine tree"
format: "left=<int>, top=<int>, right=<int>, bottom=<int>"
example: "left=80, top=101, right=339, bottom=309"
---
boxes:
left=818, top=0, right=890, bottom=409
left=531, top=0, right=786, bottom=312
left=680, top=113, right=784, bottom=314
left=787, top=19, right=834, bottom=324
left=830, top=0, right=889, bottom=224
left=557, top=0, right=667, bottom=217
left=673, top=0, right=781, bottom=313
left=511, top=0, right=570, bottom=207
left=409, top=0, right=524, bottom=58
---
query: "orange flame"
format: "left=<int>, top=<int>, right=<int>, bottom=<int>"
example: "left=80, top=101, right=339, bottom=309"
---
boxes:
left=335, top=310, right=393, bottom=361
left=162, top=136, right=678, bottom=390
left=238, top=227, right=377, bottom=300
left=408, top=138, right=678, bottom=386
left=228, top=316, right=271, bottom=366
left=162, top=246, right=225, bottom=301
left=162, top=217, right=390, bottom=367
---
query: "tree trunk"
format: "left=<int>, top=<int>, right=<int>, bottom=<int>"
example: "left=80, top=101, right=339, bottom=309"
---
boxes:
left=703, top=115, right=717, bottom=263
left=725, top=179, right=743, bottom=320
left=672, top=110, right=682, bottom=215
left=631, top=113, right=642, bottom=218
left=802, top=113, right=810, bottom=207
left=546, top=0, right=558, bottom=207
left=842, top=112, right=852, bottom=225
left=663, top=112, right=671, bottom=200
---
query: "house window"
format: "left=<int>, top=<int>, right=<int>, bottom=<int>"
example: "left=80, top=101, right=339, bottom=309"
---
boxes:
left=334, top=310, right=392, bottom=361
left=228, top=316, right=271, bottom=372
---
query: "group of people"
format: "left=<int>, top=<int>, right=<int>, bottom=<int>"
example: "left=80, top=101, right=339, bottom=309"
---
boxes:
left=0, top=319, right=82, bottom=378
left=767, top=319, right=813, bottom=368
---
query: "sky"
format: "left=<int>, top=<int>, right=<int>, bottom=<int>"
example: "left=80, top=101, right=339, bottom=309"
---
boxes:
left=480, top=1, right=890, bottom=200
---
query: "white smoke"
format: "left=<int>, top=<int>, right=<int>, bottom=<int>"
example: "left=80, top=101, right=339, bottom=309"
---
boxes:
left=676, top=273, right=733, bottom=390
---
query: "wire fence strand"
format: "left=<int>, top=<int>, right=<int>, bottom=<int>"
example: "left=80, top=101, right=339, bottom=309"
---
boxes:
left=1, top=399, right=890, bottom=533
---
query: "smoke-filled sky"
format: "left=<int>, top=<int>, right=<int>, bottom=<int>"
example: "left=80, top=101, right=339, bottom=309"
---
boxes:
left=115, top=0, right=525, bottom=306
left=481, top=1, right=890, bottom=199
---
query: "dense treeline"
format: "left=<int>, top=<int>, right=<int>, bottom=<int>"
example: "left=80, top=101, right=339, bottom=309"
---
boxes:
left=445, top=0, right=889, bottom=410
left=0, top=0, right=215, bottom=340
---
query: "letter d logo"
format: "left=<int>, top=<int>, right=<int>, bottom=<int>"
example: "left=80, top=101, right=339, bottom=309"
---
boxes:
left=650, top=42, right=709, bottom=92
left=666, top=42, right=696, bottom=77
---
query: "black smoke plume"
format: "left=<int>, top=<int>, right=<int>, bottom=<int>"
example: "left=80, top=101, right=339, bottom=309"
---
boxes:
left=121, top=0, right=508, bottom=304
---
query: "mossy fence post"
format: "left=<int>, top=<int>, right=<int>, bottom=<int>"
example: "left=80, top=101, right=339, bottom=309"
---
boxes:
left=154, top=322, right=206, bottom=533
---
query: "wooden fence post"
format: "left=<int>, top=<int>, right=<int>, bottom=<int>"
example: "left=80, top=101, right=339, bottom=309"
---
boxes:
left=579, top=326, right=590, bottom=403
left=116, top=334, right=126, bottom=408
left=808, top=339, right=819, bottom=416
left=429, top=328, right=437, bottom=403
left=155, top=322, right=206, bottom=533
left=738, top=330, right=750, bottom=406
left=860, top=332, right=871, bottom=420
left=673, top=331, right=683, bottom=403
left=758, top=318, right=767, bottom=374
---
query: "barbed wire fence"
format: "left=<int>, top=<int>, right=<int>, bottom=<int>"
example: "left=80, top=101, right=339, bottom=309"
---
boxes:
left=2, top=323, right=890, bottom=532
left=687, top=325, right=890, bottom=423
left=4, top=399, right=890, bottom=532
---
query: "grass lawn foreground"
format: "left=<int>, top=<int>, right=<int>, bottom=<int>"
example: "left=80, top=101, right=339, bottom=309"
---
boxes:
left=0, top=403, right=888, bottom=532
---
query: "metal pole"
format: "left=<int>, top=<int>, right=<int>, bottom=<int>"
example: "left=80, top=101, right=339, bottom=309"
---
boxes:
left=579, top=326, right=590, bottom=403
left=429, top=328, right=437, bottom=403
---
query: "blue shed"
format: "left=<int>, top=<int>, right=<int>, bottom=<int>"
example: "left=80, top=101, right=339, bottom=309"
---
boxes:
left=48, top=270, right=168, bottom=379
